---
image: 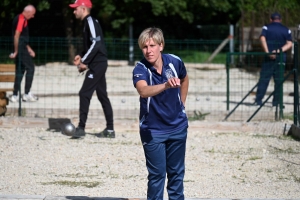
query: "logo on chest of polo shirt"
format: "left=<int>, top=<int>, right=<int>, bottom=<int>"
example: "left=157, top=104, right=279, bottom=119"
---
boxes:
left=165, top=69, right=174, bottom=79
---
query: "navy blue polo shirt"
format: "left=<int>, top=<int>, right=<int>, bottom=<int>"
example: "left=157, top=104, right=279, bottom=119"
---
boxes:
left=261, top=22, right=292, bottom=60
left=132, top=53, right=188, bottom=135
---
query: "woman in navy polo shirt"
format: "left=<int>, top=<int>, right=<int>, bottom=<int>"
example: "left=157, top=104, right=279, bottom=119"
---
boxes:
left=132, top=27, right=189, bottom=200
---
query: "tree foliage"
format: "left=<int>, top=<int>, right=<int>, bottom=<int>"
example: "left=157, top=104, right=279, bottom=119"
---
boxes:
left=0, top=0, right=300, bottom=38
left=238, top=0, right=300, bottom=26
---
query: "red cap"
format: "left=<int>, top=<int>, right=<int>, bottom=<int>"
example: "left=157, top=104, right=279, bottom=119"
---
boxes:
left=69, top=0, right=92, bottom=8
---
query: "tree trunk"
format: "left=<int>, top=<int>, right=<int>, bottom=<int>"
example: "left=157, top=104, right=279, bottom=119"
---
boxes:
left=62, top=7, right=76, bottom=65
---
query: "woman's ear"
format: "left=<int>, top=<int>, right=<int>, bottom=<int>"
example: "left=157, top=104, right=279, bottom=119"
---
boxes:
left=159, top=43, right=164, bottom=52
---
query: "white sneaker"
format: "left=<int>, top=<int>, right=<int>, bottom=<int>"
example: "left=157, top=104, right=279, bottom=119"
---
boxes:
left=9, top=95, right=18, bottom=103
left=22, top=92, right=38, bottom=102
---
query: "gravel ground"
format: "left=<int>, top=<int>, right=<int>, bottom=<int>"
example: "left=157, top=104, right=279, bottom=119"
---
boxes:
left=0, top=118, right=300, bottom=199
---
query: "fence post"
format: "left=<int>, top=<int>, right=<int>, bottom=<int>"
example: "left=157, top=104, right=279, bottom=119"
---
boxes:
left=279, top=49, right=284, bottom=120
left=17, top=38, right=23, bottom=116
left=128, top=24, right=134, bottom=66
left=226, top=52, right=230, bottom=111
left=229, top=24, right=234, bottom=64
left=293, top=41, right=299, bottom=125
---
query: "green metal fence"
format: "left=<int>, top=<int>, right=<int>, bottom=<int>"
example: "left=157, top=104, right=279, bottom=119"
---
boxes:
left=224, top=43, right=299, bottom=123
left=0, top=37, right=230, bottom=64
left=0, top=37, right=298, bottom=123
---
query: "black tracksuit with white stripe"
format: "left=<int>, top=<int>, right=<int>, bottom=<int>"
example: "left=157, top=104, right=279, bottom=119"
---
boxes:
left=80, top=15, right=107, bottom=65
left=78, top=15, right=114, bottom=130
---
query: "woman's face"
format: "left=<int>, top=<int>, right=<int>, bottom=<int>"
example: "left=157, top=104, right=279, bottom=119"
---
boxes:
left=141, top=38, right=163, bottom=65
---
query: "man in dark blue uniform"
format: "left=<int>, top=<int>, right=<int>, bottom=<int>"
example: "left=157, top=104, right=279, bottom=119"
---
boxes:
left=69, top=0, right=115, bottom=139
left=254, top=12, right=292, bottom=106
left=133, top=27, right=189, bottom=200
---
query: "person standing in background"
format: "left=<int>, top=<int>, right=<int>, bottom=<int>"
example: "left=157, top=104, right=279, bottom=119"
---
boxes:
left=69, top=0, right=115, bottom=139
left=132, top=27, right=189, bottom=200
left=254, top=12, right=292, bottom=106
left=9, top=5, right=38, bottom=103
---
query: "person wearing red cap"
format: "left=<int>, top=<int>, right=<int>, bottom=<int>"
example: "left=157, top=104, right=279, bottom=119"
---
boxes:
left=69, top=0, right=115, bottom=139
left=69, top=0, right=92, bottom=8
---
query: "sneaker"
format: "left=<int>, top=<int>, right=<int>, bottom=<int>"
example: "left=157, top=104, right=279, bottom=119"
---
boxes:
left=22, top=92, right=38, bottom=102
left=71, top=127, right=86, bottom=139
left=96, top=129, right=115, bottom=138
left=9, top=95, right=18, bottom=103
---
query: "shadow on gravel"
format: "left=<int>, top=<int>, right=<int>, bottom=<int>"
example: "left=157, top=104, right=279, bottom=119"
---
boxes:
left=47, top=118, right=72, bottom=132
left=61, top=196, right=145, bottom=200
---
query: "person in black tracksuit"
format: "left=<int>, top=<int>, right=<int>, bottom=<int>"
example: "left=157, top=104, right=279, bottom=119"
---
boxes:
left=69, top=0, right=115, bottom=139
left=9, top=5, right=38, bottom=103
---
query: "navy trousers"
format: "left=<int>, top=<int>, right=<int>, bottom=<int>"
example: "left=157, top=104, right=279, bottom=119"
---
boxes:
left=256, top=57, right=285, bottom=106
left=141, top=128, right=187, bottom=200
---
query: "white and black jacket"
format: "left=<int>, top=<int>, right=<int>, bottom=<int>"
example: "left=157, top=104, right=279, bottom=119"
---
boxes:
left=80, top=15, right=107, bottom=65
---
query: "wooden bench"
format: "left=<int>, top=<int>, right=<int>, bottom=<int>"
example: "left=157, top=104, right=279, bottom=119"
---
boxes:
left=0, top=64, right=15, bottom=116
left=0, top=64, right=15, bottom=92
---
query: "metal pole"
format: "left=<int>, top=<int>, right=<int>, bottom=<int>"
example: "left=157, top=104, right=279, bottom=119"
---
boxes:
left=293, top=41, right=299, bottom=125
left=17, top=37, right=23, bottom=116
left=230, top=24, right=234, bottom=64
left=226, top=52, right=230, bottom=111
left=279, top=49, right=284, bottom=120
left=223, top=82, right=258, bottom=121
left=206, top=36, right=230, bottom=63
left=128, top=24, right=134, bottom=66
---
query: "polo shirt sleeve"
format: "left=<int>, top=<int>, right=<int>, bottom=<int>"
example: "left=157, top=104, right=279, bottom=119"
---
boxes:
left=260, top=25, right=268, bottom=37
left=132, top=63, right=148, bottom=88
left=16, top=15, right=25, bottom=33
left=81, top=17, right=100, bottom=64
left=178, top=59, right=187, bottom=79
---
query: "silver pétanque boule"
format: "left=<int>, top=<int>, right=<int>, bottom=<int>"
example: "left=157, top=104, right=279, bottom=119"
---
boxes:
left=61, top=123, right=76, bottom=136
